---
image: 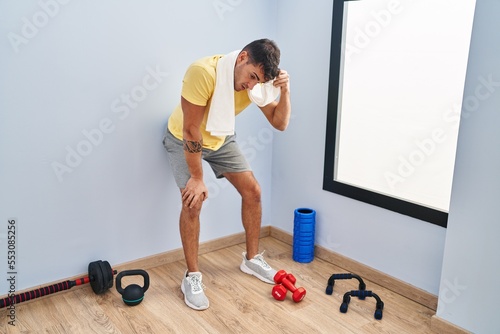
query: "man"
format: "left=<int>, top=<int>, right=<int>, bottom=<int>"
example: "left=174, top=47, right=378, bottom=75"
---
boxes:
left=163, top=38, right=291, bottom=310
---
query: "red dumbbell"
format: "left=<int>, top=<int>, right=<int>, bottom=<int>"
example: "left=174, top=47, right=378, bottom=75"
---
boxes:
left=272, top=272, right=297, bottom=301
left=271, top=270, right=306, bottom=302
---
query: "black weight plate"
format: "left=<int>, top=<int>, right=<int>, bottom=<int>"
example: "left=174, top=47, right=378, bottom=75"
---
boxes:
left=89, top=260, right=105, bottom=294
left=98, top=261, right=109, bottom=294
left=99, top=261, right=113, bottom=293
left=99, top=261, right=111, bottom=292
left=102, top=261, right=114, bottom=290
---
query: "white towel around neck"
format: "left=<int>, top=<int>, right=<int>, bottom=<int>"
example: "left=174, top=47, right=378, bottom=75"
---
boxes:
left=206, top=50, right=281, bottom=136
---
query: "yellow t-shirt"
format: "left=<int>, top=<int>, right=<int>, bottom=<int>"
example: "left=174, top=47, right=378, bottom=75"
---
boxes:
left=167, top=55, right=252, bottom=151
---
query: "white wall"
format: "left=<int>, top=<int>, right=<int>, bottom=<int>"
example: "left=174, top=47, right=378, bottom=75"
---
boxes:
left=0, top=0, right=277, bottom=291
left=436, top=0, right=500, bottom=332
left=272, top=0, right=446, bottom=295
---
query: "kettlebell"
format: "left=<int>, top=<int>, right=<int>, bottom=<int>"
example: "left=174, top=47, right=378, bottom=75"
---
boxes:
left=115, top=269, right=150, bottom=306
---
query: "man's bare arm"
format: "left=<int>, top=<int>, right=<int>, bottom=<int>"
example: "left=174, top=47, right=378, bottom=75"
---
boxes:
left=259, top=70, right=291, bottom=131
left=181, top=96, right=208, bottom=207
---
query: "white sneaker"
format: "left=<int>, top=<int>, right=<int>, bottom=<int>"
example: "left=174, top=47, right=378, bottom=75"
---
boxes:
left=181, top=271, right=209, bottom=310
left=240, top=251, right=277, bottom=284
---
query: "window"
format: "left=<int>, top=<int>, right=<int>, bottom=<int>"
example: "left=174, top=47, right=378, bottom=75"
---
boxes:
left=323, top=0, right=476, bottom=227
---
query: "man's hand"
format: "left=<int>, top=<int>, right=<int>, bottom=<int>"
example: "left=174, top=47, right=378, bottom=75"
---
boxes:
left=181, top=177, right=208, bottom=208
left=259, top=69, right=291, bottom=131
left=273, top=69, right=290, bottom=93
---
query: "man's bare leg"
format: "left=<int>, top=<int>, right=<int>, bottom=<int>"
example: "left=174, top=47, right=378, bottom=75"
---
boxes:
left=224, top=171, right=262, bottom=259
left=179, top=189, right=203, bottom=273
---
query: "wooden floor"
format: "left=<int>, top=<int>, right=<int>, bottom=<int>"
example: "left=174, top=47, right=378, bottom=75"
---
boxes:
left=0, top=237, right=436, bottom=333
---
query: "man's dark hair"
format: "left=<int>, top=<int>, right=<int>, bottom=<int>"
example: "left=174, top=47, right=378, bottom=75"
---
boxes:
left=242, top=39, right=280, bottom=82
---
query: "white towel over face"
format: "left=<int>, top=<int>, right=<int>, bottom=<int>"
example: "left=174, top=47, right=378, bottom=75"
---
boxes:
left=206, top=50, right=281, bottom=136
left=248, top=80, right=281, bottom=107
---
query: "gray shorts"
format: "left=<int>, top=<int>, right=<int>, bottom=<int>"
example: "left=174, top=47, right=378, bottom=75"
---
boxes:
left=162, top=128, right=252, bottom=189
